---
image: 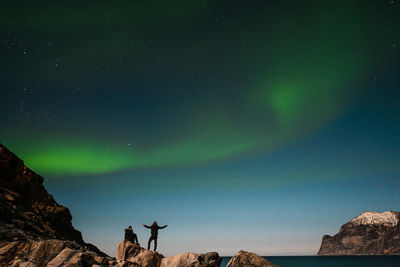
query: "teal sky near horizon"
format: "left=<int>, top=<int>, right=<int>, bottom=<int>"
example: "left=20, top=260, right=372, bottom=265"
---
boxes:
left=1, top=0, right=400, bottom=256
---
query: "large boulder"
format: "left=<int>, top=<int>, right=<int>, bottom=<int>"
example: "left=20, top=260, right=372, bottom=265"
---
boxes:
left=116, top=240, right=163, bottom=267
left=160, top=252, right=222, bottom=267
left=318, top=211, right=400, bottom=255
left=226, top=250, right=278, bottom=267
left=0, top=239, right=114, bottom=266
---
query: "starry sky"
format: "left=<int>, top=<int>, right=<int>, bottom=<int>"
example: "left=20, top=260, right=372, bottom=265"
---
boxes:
left=1, top=0, right=400, bottom=256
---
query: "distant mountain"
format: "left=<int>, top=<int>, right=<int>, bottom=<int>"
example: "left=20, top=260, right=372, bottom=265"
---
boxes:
left=318, top=211, right=400, bottom=255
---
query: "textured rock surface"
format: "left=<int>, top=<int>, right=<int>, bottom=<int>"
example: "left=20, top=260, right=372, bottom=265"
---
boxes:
left=160, top=251, right=222, bottom=267
left=226, top=250, right=278, bottom=267
left=318, top=211, right=400, bottom=255
left=0, top=143, right=114, bottom=266
left=0, top=143, right=83, bottom=244
left=0, top=239, right=115, bottom=266
left=116, top=240, right=163, bottom=267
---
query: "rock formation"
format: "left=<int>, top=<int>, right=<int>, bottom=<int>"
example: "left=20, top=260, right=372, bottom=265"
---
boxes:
left=226, top=250, right=278, bottom=267
left=0, top=143, right=84, bottom=244
left=116, top=240, right=222, bottom=267
left=160, top=251, right=222, bottom=267
left=318, top=211, right=400, bottom=255
left=116, top=240, right=164, bottom=267
left=0, top=239, right=114, bottom=266
left=0, top=143, right=114, bottom=266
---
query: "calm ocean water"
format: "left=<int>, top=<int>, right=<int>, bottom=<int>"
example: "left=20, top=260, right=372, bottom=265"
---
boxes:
left=220, top=256, right=400, bottom=267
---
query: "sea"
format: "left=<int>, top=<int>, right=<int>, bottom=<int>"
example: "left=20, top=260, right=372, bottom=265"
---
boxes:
left=220, top=256, right=400, bottom=267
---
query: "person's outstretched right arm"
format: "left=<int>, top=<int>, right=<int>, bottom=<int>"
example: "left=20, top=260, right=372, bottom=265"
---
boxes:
left=142, top=224, right=151, bottom=229
left=158, top=225, right=168, bottom=229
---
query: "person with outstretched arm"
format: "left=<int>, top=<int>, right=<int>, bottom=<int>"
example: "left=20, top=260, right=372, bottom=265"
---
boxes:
left=142, top=221, right=167, bottom=251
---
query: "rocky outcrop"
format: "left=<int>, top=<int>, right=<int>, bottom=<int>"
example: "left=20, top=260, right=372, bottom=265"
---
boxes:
left=160, top=252, right=222, bottom=267
left=116, top=240, right=163, bottom=267
left=318, top=211, right=400, bottom=255
left=226, top=250, right=278, bottom=267
left=115, top=240, right=222, bottom=267
left=0, top=143, right=114, bottom=266
left=0, top=143, right=83, bottom=244
left=0, top=239, right=115, bottom=266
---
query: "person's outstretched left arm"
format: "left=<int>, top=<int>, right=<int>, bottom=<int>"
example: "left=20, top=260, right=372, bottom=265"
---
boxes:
left=143, top=224, right=151, bottom=229
left=158, top=225, right=168, bottom=229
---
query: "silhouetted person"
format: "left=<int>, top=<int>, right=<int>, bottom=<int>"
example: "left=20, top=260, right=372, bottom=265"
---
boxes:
left=142, top=221, right=167, bottom=251
left=124, top=226, right=139, bottom=245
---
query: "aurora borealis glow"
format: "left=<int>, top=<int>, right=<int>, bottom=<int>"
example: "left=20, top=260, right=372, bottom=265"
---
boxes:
left=1, top=0, right=400, bottom=256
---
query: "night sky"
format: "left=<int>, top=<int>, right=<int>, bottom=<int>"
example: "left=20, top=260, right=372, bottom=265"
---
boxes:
left=1, top=0, right=400, bottom=256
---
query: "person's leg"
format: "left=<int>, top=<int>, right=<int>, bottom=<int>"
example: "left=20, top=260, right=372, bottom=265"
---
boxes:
left=147, top=237, right=152, bottom=250
left=154, top=238, right=157, bottom=251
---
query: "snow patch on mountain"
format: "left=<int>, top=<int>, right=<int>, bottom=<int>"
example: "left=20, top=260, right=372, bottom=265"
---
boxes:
left=351, top=211, right=399, bottom=227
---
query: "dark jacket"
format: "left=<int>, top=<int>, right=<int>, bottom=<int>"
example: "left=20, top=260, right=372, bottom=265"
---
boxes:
left=144, top=224, right=167, bottom=237
left=124, top=228, right=139, bottom=244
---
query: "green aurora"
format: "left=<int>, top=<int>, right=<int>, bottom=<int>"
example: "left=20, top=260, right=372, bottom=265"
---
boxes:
left=1, top=1, right=398, bottom=176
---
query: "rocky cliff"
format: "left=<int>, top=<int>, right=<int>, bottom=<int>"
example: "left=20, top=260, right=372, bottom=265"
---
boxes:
left=0, top=143, right=113, bottom=266
left=318, top=211, right=400, bottom=255
left=0, top=143, right=83, bottom=244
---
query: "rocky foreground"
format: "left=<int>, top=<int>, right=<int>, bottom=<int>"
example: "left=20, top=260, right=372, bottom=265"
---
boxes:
left=115, top=241, right=278, bottom=267
left=318, top=211, right=400, bottom=255
left=116, top=240, right=223, bottom=267
left=0, top=143, right=278, bottom=267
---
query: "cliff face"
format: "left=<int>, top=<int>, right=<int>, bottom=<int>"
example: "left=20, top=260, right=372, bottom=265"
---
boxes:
left=0, top=143, right=83, bottom=245
left=318, top=211, right=400, bottom=255
left=0, top=143, right=113, bottom=266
